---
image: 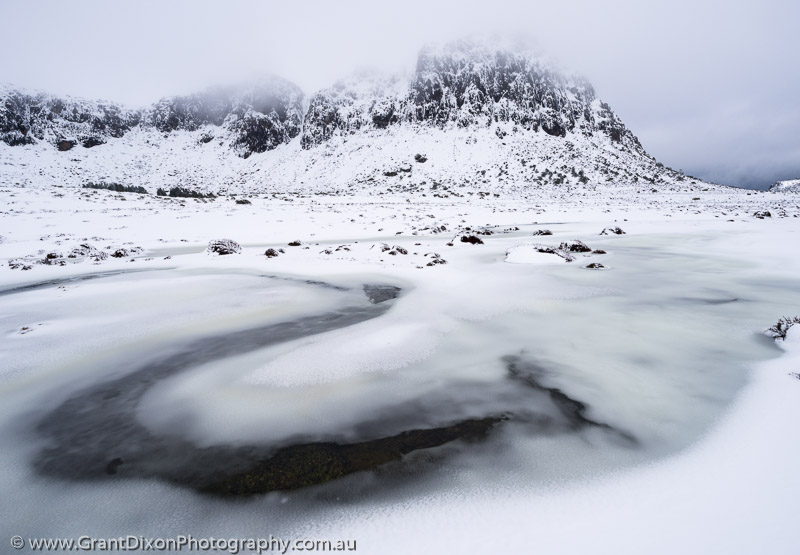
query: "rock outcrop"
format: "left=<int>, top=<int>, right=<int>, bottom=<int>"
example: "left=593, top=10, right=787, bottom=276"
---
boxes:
left=1, top=77, right=303, bottom=158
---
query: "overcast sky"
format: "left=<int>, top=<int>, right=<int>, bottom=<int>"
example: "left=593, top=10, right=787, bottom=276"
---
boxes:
left=2, top=0, right=798, bottom=188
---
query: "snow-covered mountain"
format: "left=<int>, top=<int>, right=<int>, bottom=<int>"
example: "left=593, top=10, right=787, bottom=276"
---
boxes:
left=769, top=179, right=800, bottom=193
left=0, top=84, right=140, bottom=150
left=0, top=39, right=715, bottom=194
left=1, top=76, right=303, bottom=159
left=304, top=40, right=643, bottom=151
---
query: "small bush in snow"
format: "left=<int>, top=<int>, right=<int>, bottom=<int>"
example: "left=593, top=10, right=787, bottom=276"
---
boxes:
left=767, top=316, right=800, bottom=340
left=207, top=239, right=241, bottom=256
left=83, top=182, right=148, bottom=194
left=158, top=187, right=215, bottom=199
left=559, top=240, right=592, bottom=253
left=460, top=235, right=484, bottom=245
left=532, top=244, right=574, bottom=262
left=425, top=253, right=447, bottom=266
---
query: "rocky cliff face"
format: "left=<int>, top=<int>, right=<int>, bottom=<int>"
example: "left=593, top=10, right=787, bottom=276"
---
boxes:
left=1, top=76, right=303, bottom=158
left=301, top=40, right=646, bottom=156
left=300, top=71, right=406, bottom=149
left=409, top=41, right=592, bottom=134
left=0, top=86, right=140, bottom=150
left=146, top=77, right=304, bottom=158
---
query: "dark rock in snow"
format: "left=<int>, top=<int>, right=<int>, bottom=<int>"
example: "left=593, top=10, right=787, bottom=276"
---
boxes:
left=82, top=137, right=105, bottom=148
left=600, top=226, right=625, bottom=235
left=460, top=235, right=484, bottom=245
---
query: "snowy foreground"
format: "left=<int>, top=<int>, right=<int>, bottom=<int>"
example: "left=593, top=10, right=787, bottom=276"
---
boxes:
left=1, top=183, right=799, bottom=554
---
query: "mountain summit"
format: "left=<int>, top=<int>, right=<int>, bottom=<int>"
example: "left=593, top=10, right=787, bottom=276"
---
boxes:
left=303, top=39, right=643, bottom=153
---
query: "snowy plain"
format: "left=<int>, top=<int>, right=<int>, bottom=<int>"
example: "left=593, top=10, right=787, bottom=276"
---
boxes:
left=1, top=170, right=799, bottom=554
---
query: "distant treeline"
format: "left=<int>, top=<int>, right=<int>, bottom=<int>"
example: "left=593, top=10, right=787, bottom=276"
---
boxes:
left=82, top=182, right=148, bottom=194
left=157, top=187, right=215, bottom=198
left=81, top=182, right=215, bottom=198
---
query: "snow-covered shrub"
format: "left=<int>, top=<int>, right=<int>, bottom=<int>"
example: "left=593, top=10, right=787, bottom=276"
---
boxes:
left=82, top=182, right=148, bottom=194
left=207, top=239, right=241, bottom=256
left=532, top=244, right=574, bottom=262
left=165, top=187, right=214, bottom=199
left=767, top=317, right=800, bottom=340
left=559, top=240, right=592, bottom=253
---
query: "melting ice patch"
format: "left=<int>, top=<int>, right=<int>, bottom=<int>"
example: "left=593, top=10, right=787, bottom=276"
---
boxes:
left=242, top=321, right=441, bottom=387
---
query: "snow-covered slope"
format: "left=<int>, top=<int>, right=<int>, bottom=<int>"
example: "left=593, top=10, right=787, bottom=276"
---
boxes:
left=0, top=39, right=719, bottom=194
left=769, top=178, right=800, bottom=193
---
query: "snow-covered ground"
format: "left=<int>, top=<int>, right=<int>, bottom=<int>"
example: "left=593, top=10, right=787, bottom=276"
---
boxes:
left=1, top=182, right=799, bottom=554
left=0, top=121, right=714, bottom=195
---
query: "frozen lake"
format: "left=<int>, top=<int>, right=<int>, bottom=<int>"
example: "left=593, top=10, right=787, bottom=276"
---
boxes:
left=0, top=186, right=798, bottom=552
